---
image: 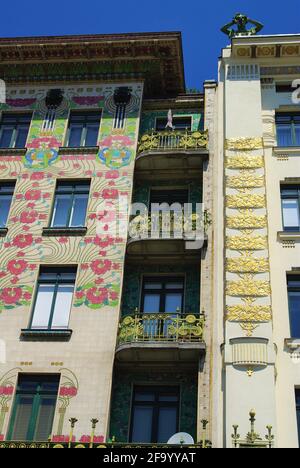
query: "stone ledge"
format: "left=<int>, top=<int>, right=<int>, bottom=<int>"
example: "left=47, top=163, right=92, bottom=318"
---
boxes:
left=0, top=228, right=8, bottom=237
left=58, top=146, right=99, bottom=155
left=277, top=231, right=300, bottom=241
left=20, top=329, right=73, bottom=342
left=42, top=227, right=87, bottom=237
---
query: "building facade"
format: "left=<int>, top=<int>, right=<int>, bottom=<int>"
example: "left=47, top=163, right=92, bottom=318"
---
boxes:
left=217, top=30, right=300, bottom=448
left=0, top=33, right=216, bottom=448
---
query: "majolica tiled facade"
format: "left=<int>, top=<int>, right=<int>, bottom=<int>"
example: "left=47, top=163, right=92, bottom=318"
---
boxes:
left=0, top=33, right=214, bottom=448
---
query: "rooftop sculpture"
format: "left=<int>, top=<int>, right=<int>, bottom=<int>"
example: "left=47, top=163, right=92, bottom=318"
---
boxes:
left=221, top=14, right=264, bottom=38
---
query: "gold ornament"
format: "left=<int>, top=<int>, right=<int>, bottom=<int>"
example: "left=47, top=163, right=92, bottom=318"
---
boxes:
left=226, top=279, right=271, bottom=297
left=225, top=137, right=263, bottom=151
left=227, top=213, right=267, bottom=230
left=226, top=194, right=266, bottom=209
left=226, top=155, right=264, bottom=169
left=226, top=174, right=264, bottom=189
left=226, top=305, right=272, bottom=322
left=226, top=257, right=269, bottom=273
left=226, top=235, right=268, bottom=250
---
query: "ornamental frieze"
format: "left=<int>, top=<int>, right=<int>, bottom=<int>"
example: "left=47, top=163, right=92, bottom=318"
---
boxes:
left=226, top=305, right=272, bottom=322
left=225, top=137, right=263, bottom=151
left=226, top=213, right=267, bottom=230
left=226, top=174, right=265, bottom=189
left=225, top=155, right=264, bottom=169
left=226, top=279, right=271, bottom=297
left=226, top=257, right=269, bottom=273
left=226, top=194, right=266, bottom=209
left=226, top=235, right=268, bottom=250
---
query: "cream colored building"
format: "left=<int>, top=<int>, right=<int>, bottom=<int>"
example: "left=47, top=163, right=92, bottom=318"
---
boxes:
left=215, top=31, right=300, bottom=448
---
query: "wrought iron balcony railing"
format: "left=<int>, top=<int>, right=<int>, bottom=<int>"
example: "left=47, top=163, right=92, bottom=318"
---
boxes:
left=137, top=129, right=208, bottom=155
left=117, top=313, right=205, bottom=345
left=0, top=441, right=207, bottom=449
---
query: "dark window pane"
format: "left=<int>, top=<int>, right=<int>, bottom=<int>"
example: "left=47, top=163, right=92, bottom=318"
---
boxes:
left=34, top=396, right=57, bottom=441
left=131, top=407, right=153, bottom=443
left=85, top=124, right=99, bottom=146
left=68, top=125, right=83, bottom=147
left=0, top=196, right=12, bottom=227
left=0, top=127, right=14, bottom=148
left=15, top=126, right=29, bottom=148
left=157, top=407, right=178, bottom=443
left=289, top=291, right=300, bottom=338
left=296, top=390, right=300, bottom=448
left=10, top=396, right=34, bottom=440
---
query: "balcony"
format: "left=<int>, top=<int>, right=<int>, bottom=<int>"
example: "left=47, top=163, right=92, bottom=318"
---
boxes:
left=127, top=212, right=209, bottom=259
left=115, top=313, right=206, bottom=363
left=135, top=130, right=209, bottom=174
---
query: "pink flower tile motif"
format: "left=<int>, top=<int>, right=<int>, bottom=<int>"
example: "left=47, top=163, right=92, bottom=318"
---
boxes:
left=52, top=435, right=76, bottom=443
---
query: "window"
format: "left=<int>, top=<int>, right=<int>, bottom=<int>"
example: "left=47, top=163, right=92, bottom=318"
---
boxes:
left=51, top=181, right=90, bottom=228
left=276, top=113, right=300, bottom=147
left=30, top=267, right=77, bottom=330
left=66, top=112, right=101, bottom=147
left=156, top=116, right=192, bottom=131
left=296, top=390, right=300, bottom=447
left=8, top=374, right=60, bottom=441
left=276, top=83, right=293, bottom=93
left=150, top=189, right=189, bottom=213
left=288, top=276, right=300, bottom=338
left=130, top=386, right=179, bottom=443
left=0, top=182, right=15, bottom=228
left=281, top=186, right=300, bottom=232
left=141, top=277, right=185, bottom=314
left=0, top=113, right=31, bottom=149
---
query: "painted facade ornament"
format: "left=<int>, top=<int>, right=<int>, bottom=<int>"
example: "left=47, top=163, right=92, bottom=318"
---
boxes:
left=98, top=135, right=134, bottom=169
left=221, top=14, right=264, bottom=39
left=55, top=369, right=79, bottom=438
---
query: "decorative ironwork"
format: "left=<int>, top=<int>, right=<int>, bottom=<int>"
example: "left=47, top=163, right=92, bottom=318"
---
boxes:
left=232, top=410, right=274, bottom=448
left=0, top=417, right=211, bottom=448
left=137, top=129, right=208, bottom=154
left=118, top=312, right=205, bottom=345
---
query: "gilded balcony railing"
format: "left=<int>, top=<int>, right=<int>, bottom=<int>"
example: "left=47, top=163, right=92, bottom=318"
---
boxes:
left=137, top=129, right=208, bottom=155
left=117, top=313, right=205, bottom=345
left=0, top=441, right=207, bottom=449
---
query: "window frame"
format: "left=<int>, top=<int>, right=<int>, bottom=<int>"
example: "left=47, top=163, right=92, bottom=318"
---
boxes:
left=129, top=385, right=180, bottom=444
left=296, top=389, right=300, bottom=448
left=29, top=267, right=77, bottom=331
left=155, top=116, right=192, bottom=132
left=65, top=111, right=101, bottom=148
left=7, top=374, right=60, bottom=442
left=287, top=275, right=300, bottom=339
left=276, top=113, right=300, bottom=147
left=0, top=113, right=32, bottom=149
left=281, top=185, right=300, bottom=232
left=0, top=181, right=16, bottom=228
left=140, top=275, right=185, bottom=314
left=50, top=180, right=90, bottom=229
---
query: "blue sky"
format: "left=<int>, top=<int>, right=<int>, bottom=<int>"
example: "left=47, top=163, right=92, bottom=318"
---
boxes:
left=1, top=1, right=299, bottom=90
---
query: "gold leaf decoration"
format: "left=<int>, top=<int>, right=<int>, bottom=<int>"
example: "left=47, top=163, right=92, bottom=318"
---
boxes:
left=226, top=305, right=272, bottom=322
left=226, top=236, right=268, bottom=250
left=226, top=194, right=266, bottom=209
left=226, top=257, right=269, bottom=273
left=225, top=137, right=263, bottom=151
left=227, top=214, right=267, bottom=230
left=226, top=279, right=271, bottom=297
left=226, top=174, right=265, bottom=189
left=225, top=155, right=264, bottom=169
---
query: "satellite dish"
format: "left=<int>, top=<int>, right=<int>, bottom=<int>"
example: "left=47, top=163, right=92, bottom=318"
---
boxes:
left=167, top=432, right=194, bottom=445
